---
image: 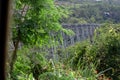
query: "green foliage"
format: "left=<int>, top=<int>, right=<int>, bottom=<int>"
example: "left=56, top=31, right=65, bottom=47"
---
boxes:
left=10, top=47, right=48, bottom=79
left=11, top=46, right=98, bottom=80
left=93, top=24, right=120, bottom=78
left=55, top=41, right=98, bottom=79
left=10, top=0, right=75, bottom=79
left=38, top=72, right=75, bottom=80
left=68, top=41, right=89, bottom=69
left=62, top=23, right=120, bottom=79
left=13, top=0, right=72, bottom=47
left=10, top=0, right=120, bottom=80
left=11, top=48, right=31, bottom=80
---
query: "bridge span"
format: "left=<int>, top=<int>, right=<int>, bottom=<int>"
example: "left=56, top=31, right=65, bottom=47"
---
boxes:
left=8, top=24, right=100, bottom=52
left=61, top=24, right=100, bottom=47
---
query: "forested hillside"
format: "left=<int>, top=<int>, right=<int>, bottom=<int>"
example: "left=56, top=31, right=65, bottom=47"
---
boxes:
left=56, top=0, right=120, bottom=24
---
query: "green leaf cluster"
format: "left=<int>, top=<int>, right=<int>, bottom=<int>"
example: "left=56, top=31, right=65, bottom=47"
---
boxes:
left=12, top=0, right=71, bottom=47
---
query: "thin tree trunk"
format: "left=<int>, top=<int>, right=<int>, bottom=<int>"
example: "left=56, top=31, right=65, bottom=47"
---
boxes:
left=9, top=4, right=28, bottom=80
left=10, top=39, right=19, bottom=79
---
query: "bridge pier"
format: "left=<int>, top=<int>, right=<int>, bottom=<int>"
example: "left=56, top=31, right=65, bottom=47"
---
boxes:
left=62, top=24, right=100, bottom=47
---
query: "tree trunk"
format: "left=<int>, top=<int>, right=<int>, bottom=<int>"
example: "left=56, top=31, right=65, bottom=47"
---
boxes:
left=10, top=39, right=19, bottom=79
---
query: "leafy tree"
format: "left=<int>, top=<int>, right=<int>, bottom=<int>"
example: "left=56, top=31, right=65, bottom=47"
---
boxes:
left=10, top=0, right=71, bottom=79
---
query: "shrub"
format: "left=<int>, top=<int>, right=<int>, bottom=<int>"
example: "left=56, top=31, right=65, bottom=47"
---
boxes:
left=93, top=24, right=120, bottom=79
left=61, top=24, right=120, bottom=79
